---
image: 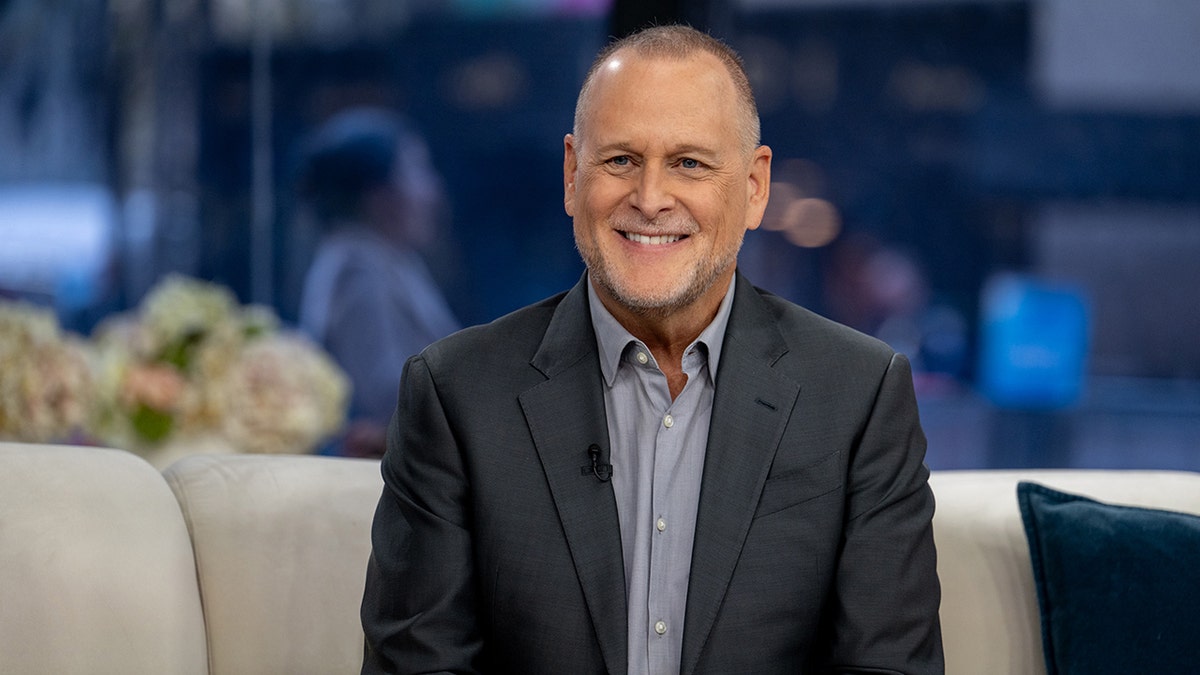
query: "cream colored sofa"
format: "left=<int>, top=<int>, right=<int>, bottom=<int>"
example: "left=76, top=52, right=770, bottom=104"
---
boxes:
left=2, top=441, right=1198, bottom=674
left=0, top=443, right=382, bottom=675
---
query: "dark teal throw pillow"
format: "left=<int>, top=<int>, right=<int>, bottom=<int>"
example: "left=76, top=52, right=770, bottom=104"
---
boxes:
left=1016, top=481, right=1200, bottom=675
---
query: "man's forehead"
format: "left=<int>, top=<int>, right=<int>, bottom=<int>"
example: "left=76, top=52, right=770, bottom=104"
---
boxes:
left=587, top=52, right=736, bottom=115
left=574, top=48, right=748, bottom=155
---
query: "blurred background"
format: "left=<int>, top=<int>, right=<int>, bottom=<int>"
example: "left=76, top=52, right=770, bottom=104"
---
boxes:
left=2, top=0, right=1197, bottom=469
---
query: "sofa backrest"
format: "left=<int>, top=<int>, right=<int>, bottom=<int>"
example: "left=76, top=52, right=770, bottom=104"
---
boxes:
left=164, top=453, right=383, bottom=675
left=930, top=469, right=1200, bottom=675
left=6, top=441, right=1198, bottom=675
left=0, top=442, right=209, bottom=675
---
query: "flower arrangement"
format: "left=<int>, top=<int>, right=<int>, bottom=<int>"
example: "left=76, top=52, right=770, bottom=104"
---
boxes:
left=0, top=301, right=94, bottom=442
left=1, top=275, right=350, bottom=459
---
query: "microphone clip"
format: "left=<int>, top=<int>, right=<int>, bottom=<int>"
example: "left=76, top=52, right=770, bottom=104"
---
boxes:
left=581, top=443, right=612, bottom=482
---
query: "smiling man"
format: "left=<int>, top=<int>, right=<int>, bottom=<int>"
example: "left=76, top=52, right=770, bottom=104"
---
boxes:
left=362, top=25, right=943, bottom=675
left=564, top=39, right=771, bottom=402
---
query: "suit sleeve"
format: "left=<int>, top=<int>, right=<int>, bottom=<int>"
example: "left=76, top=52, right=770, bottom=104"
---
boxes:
left=828, top=352, right=945, bottom=674
left=361, top=355, right=484, bottom=675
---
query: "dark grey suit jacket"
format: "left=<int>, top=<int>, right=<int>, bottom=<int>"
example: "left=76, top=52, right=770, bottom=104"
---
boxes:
left=362, top=273, right=943, bottom=674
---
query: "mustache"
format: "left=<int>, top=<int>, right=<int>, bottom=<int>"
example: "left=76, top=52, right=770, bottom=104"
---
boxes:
left=610, top=212, right=699, bottom=236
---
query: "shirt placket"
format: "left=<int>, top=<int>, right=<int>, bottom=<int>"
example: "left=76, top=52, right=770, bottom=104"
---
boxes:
left=647, top=404, right=680, bottom=674
left=646, top=349, right=704, bottom=675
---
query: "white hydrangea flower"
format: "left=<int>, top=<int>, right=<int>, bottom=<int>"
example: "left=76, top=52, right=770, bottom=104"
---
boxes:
left=0, top=302, right=94, bottom=442
left=217, top=332, right=350, bottom=455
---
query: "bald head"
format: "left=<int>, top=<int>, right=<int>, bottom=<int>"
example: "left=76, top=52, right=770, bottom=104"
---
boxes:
left=572, top=25, right=761, bottom=155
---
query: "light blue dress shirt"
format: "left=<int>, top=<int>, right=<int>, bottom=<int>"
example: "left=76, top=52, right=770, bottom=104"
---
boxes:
left=587, top=277, right=736, bottom=675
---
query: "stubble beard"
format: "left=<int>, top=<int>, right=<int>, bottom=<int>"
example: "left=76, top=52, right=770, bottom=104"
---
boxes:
left=575, top=213, right=743, bottom=320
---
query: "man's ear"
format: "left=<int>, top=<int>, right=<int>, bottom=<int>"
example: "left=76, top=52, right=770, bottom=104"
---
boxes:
left=745, top=144, right=772, bottom=231
left=563, top=133, right=578, bottom=217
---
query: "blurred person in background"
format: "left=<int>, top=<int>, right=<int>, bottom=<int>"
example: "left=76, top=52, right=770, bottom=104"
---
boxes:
left=824, top=233, right=968, bottom=391
left=296, top=108, right=460, bottom=458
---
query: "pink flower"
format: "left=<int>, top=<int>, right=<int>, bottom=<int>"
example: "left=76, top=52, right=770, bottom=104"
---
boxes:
left=119, top=363, right=186, bottom=412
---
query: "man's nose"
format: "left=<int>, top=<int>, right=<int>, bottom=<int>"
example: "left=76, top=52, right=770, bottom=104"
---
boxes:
left=629, top=164, right=675, bottom=219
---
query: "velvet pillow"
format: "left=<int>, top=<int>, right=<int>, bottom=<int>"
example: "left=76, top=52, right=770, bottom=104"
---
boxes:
left=1016, top=481, right=1200, bottom=675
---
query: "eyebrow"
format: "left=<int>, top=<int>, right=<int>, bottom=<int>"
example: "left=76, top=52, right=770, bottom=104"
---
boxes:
left=669, top=144, right=721, bottom=160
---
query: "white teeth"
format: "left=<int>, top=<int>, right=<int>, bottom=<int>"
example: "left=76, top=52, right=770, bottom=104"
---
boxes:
left=624, top=232, right=682, bottom=245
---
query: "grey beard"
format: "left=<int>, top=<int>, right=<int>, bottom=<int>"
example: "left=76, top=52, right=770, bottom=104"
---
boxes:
left=576, top=229, right=742, bottom=321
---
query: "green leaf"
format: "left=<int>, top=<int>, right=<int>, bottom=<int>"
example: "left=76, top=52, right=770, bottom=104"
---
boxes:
left=160, top=329, right=204, bottom=370
left=131, top=405, right=174, bottom=443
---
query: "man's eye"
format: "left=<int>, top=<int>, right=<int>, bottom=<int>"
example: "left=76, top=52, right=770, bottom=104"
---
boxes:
left=607, top=156, right=630, bottom=167
left=680, top=158, right=701, bottom=169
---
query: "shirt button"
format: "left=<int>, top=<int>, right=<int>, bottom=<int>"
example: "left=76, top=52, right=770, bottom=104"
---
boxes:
left=656, top=517, right=666, bottom=532
left=663, top=414, right=674, bottom=428
left=636, top=351, right=649, bottom=365
left=654, top=620, right=667, bottom=635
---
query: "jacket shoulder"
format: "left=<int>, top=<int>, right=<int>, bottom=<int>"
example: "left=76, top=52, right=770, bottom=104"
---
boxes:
left=418, top=290, right=567, bottom=372
left=753, top=287, right=895, bottom=361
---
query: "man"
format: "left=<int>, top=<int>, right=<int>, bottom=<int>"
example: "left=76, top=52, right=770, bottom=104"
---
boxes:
left=362, top=25, right=943, bottom=674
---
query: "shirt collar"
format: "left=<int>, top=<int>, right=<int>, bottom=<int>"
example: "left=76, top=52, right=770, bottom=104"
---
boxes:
left=587, top=275, right=737, bottom=388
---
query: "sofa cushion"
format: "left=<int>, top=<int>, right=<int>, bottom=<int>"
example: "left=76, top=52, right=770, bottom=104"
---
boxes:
left=164, top=453, right=383, bottom=675
left=1017, top=481, right=1200, bottom=675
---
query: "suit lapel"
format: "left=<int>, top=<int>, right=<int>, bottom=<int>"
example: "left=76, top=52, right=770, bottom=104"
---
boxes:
left=681, top=274, right=801, bottom=675
left=518, top=278, right=628, bottom=675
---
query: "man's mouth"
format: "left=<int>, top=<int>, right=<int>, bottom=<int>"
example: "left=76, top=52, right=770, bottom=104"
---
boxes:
left=622, top=232, right=685, bottom=245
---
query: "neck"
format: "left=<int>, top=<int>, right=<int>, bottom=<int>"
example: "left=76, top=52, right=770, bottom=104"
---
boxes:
left=591, top=269, right=733, bottom=394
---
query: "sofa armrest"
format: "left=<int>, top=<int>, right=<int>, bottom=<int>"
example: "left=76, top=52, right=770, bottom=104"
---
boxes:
left=0, top=442, right=208, bottom=674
